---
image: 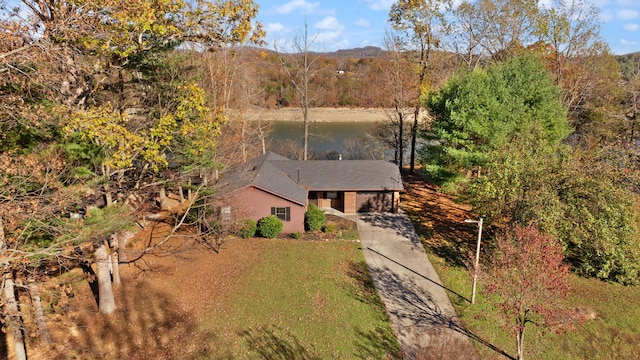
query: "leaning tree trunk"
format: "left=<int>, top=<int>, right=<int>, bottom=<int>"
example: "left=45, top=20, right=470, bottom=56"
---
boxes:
left=94, top=242, right=117, bottom=314
left=28, top=278, right=51, bottom=345
left=3, top=272, right=27, bottom=360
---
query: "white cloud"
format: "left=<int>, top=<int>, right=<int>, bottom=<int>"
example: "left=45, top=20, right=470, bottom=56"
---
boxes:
left=315, top=16, right=345, bottom=31
left=365, top=0, right=394, bottom=11
left=620, top=38, right=638, bottom=45
left=615, top=0, right=635, bottom=6
left=617, top=9, right=640, bottom=20
left=330, top=39, right=351, bottom=50
left=600, top=9, right=614, bottom=22
left=276, top=0, right=319, bottom=14
left=356, top=18, right=370, bottom=27
left=624, top=23, right=640, bottom=32
left=315, top=31, right=342, bottom=42
left=266, top=22, right=288, bottom=33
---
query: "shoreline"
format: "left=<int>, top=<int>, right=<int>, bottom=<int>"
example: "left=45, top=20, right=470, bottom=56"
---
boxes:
left=236, top=107, right=391, bottom=123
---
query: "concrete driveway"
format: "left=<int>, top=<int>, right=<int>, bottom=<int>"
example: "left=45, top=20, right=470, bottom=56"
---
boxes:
left=357, top=212, right=479, bottom=359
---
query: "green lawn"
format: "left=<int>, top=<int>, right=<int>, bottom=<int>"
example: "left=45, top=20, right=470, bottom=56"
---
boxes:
left=199, top=239, right=400, bottom=359
left=422, top=232, right=640, bottom=360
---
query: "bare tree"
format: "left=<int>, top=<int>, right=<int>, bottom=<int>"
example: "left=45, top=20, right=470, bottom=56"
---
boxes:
left=389, top=0, right=452, bottom=172
left=275, top=23, right=321, bottom=161
left=382, top=32, right=415, bottom=168
left=342, top=135, right=384, bottom=160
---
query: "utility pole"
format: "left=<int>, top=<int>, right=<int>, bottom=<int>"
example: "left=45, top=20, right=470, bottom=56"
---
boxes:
left=465, top=217, right=483, bottom=304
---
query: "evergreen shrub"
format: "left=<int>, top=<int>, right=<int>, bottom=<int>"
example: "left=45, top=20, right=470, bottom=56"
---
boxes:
left=257, top=215, right=283, bottom=238
left=305, top=203, right=326, bottom=231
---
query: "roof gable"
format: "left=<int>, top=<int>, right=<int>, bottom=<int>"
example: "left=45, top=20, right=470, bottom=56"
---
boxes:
left=216, top=152, right=308, bottom=206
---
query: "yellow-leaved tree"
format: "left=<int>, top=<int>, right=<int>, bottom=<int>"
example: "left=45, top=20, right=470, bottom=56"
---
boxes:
left=1, top=0, right=263, bottom=356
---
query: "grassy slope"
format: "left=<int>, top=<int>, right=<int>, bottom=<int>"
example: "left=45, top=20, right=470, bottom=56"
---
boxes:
left=200, top=239, right=400, bottom=359
left=401, top=173, right=640, bottom=360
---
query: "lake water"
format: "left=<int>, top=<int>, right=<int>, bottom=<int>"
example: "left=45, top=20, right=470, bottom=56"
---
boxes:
left=268, top=121, right=379, bottom=156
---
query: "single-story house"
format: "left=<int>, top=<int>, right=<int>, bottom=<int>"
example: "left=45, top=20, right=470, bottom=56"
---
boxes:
left=215, top=152, right=403, bottom=233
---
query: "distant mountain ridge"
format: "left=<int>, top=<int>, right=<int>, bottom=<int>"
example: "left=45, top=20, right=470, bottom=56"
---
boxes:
left=237, top=45, right=388, bottom=59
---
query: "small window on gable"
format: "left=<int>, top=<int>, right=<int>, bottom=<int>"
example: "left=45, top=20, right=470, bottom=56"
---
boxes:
left=271, top=206, right=291, bottom=221
left=220, top=206, right=231, bottom=222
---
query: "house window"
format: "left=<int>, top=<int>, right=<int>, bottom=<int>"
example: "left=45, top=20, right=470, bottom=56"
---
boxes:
left=326, top=191, right=338, bottom=199
left=271, top=207, right=291, bottom=221
left=220, top=206, right=231, bottom=222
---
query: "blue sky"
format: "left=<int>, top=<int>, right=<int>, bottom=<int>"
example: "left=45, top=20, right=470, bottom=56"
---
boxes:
left=255, top=0, right=640, bottom=55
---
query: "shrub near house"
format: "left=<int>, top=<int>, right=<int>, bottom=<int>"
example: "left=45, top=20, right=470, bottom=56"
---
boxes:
left=257, top=215, right=283, bottom=238
left=305, top=203, right=326, bottom=231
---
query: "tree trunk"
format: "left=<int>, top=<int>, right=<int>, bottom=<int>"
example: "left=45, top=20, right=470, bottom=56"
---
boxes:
left=104, top=184, right=113, bottom=206
left=95, top=243, right=117, bottom=314
left=28, top=279, right=51, bottom=345
left=516, top=327, right=525, bottom=360
left=241, top=117, right=248, bottom=162
left=178, top=186, right=185, bottom=203
left=109, top=233, right=126, bottom=288
left=3, top=273, right=27, bottom=360
left=410, top=107, right=420, bottom=173
left=398, top=110, right=404, bottom=170
left=159, top=186, right=166, bottom=204
left=110, top=252, right=121, bottom=289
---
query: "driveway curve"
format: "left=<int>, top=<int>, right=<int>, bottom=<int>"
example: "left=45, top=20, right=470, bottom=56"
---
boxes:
left=357, top=212, right=479, bottom=359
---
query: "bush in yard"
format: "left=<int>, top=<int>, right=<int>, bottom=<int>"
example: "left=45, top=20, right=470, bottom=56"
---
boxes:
left=291, top=231, right=302, bottom=239
left=322, top=222, right=337, bottom=234
left=257, top=215, right=283, bottom=238
left=305, top=203, right=326, bottom=231
left=239, top=219, right=257, bottom=238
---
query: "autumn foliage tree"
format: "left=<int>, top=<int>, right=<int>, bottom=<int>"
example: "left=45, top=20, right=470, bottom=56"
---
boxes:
left=1, top=0, right=263, bottom=355
left=484, top=225, right=574, bottom=360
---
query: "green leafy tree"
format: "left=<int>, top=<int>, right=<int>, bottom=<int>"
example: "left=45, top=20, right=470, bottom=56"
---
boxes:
left=424, top=55, right=571, bottom=182
left=468, top=126, right=640, bottom=284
